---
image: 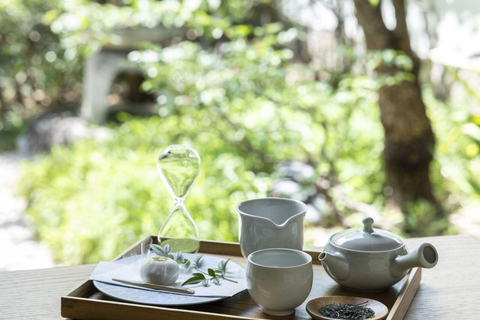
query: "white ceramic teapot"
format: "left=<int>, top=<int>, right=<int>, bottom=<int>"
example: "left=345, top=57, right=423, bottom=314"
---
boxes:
left=319, top=217, right=438, bottom=292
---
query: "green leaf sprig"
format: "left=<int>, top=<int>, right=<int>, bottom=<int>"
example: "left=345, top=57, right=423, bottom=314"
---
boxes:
left=182, top=259, right=238, bottom=287
left=150, top=244, right=194, bottom=268
left=150, top=244, right=238, bottom=287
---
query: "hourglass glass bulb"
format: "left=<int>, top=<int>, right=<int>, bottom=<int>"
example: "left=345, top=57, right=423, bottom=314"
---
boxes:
left=158, top=204, right=200, bottom=253
left=157, top=145, right=201, bottom=253
left=157, top=145, right=200, bottom=203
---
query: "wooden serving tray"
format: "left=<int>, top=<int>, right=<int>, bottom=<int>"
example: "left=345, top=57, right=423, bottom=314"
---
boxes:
left=61, top=236, right=421, bottom=320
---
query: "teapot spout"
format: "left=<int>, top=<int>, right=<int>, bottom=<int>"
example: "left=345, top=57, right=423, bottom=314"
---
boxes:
left=391, top=243, right=438, bottom=278
left=319, top=251, right=349, bottom=281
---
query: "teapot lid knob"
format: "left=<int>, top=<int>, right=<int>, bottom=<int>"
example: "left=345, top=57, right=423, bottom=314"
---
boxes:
left=362, top=217, right=374, bottom=233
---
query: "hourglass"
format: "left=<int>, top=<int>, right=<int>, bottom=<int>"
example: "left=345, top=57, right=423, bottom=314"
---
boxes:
left=157, top=145, right=201, bottom=253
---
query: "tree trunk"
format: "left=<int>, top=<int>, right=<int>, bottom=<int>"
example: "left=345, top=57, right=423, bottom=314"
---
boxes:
left=352, top=0, right=440, bottom=212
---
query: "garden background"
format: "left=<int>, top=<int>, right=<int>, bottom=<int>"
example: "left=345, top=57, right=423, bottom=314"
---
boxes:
left=1, top=0, right=480, bottom=269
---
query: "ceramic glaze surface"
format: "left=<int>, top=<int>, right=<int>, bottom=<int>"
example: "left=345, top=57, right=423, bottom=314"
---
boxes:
left=331, top=228, right=403, bottom=251
left=247, top=248, right=313, bottom=316
left=237, top=198, right=307, bottom=258
left=321, top=242, right=410, bottom=291
left=319, top=217, right=439, bottom=292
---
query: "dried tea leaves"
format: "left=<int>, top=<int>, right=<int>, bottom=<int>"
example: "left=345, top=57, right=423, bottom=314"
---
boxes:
left=319, top=301, right=375, bottom=320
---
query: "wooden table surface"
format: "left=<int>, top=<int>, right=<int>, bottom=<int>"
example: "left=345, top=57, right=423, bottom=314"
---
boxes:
left=0, top=235, right=479, bottom=320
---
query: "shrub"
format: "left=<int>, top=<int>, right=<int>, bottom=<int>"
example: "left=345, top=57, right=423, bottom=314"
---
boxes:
left=18, top=56, right=385, bottom=264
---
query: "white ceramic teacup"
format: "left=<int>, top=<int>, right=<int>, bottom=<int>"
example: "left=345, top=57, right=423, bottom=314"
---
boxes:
left=246, top=248, right=313, bottom=316
left=237, top=198, right=307, bottom=258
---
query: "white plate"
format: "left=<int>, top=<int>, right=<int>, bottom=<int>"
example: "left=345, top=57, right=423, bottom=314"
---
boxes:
left=93, top=253, right=245, bottom=306
left=93, top=280, right=224, bottom=306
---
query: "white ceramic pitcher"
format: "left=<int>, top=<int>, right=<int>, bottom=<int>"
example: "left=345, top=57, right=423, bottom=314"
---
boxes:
left=237, top=198, right=307, bottom=258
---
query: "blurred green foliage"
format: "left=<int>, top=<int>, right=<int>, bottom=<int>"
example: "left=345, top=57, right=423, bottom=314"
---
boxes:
left=0, top=0, right=276, bottom=149
left=0, top=0, right=85, bottom=149
left=18, top=37, right=388, bottom=263
left=19, top=115, right=265, bottom=264
left=8, top=0, right=479, bottom=264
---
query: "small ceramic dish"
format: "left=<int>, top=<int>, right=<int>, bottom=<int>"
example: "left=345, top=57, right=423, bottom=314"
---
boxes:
left=306, top=296, right=388, bottom=320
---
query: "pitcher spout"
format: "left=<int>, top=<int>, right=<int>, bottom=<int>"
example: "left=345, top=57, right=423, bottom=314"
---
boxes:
left=391, top=243, right=439, bottom=278
left=319, top=251, right=350, bottom=281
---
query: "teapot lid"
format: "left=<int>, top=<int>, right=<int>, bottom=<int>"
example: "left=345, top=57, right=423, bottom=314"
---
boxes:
left=330, top=217, right=404, bottom=251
